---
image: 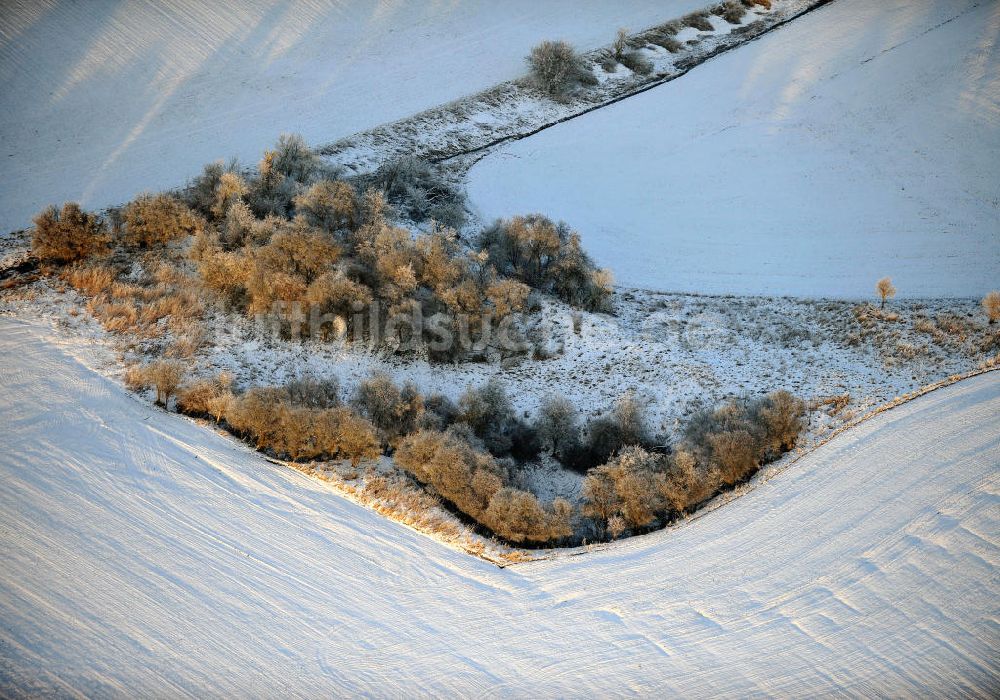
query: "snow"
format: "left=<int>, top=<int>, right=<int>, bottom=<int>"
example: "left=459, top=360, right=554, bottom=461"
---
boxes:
left=0, top=0, right=710, bottom=235
left=2, top=315, right=998, bottom=695
left=467, top=0, right=1000, bottom=298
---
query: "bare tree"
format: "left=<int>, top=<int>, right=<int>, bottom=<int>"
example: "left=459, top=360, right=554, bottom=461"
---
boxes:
left=876, top=276, right=896, bottom=309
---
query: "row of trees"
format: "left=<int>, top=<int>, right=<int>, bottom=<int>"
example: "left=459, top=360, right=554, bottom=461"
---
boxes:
left=124, top=353, right=807, bottom=545
left=583, top=390, right=806, bottom=537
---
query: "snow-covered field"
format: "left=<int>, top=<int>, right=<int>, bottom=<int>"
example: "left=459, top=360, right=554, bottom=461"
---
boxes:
left=468, top=0, right=1000, bottom=298
left=1, top=316, right=997, bottom=696
left=0, top=0, right=711, bottom=235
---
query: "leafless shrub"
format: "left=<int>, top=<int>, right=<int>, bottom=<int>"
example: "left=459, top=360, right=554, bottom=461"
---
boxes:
left=395, top=429, right=504, bottom=518
left=534, top=394, right=580, bottom=461
left=270, top=133, right=325, bottom=183
left=982, top=291, right=1000, bottom=324
left=526, top=40, right=594, bottom=98
left=351, top=373, right=424, bottom=445
left=659, top=448, right=716, bottom=513
left=485, top=278, right=530, bottom=319
left=32, top=203, right=109, bottom=264
left=712, top=1, right=746, bottom=23
left=185, top=159, right=242, bottom=220
left=294, top=180, right=358, bottom=233
left=177, top=374, right=228, bottom=416
left=709, top=429, right=760, bottom=485
left=606, top=515, right=627, bottom=539
left=683, top=11, right=714, bottom=31
left=478, top=215, right=612, bottom=312
left=420, top=393, right=458, bottom=431
left=756, top=390, right=806, bottom=455
left=245, top=219, right=342, bottom=316
left=285, top=375, right=340, bottom=409
left=620, top=51, right=653, bottom=75
left=225, top=387, right=289, bottom=448
left=482, top=488, right=573, bottom=544
left=456, top=379, right=537, bottom=458
left=684, top=390, right=805, bottom=487
left=371, top=156, right=466, bottom=228
left=129, top=360, right=186, bottom=406
left=313, top=407, right=380, bottom=466
left=247, top=134, right=328, bottom=218
left=123, top=194, right=203, bottom=248
left=613, top=28, right=629, bottom=61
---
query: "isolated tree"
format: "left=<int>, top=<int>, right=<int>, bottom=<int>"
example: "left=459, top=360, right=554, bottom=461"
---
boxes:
left=982, top=290, right=1000, bottom=324
left=876, top=276, right=896, bottom=309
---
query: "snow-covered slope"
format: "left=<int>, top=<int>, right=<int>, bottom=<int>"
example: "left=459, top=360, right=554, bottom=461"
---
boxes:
left=0, top=0, right=710, bottom=235
left=2, top=316, right=997, bottom=696
left=468, top=0, right=1000, bottom=298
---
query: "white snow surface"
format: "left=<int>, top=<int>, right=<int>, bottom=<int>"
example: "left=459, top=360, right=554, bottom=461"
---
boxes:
left=2, top=316, right=998, bottom=696
left=0, top=0, right=710, bottom=234
left=468, top=0, right=1000, bottom=298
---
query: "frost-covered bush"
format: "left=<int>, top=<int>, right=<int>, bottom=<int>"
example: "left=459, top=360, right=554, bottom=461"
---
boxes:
left=756, top=390, right=806, bottom=455
left=620, top=51, right=653, bottom=75
left=32, top=203, right=109, bottom=264
left=420, top=393, right=459, bottom=431
left=683, top=390, right=805, bottom=486
left=270, top=133, right=323, bottom=183
left=294, top=179, right=358, bottom=233
left=534, top=394, right=580, bottom=461
left=177, top=372, right=232, bottom=420
left=683, top=10, right=714, bottom=31
left=456, top=379, right=540, bottom=458
left=284, top=375, right=340, bottom=409
left=225, top=387, right=288, bottom=448
left=246, top=134, right=329, bottom=218
left=526, top=40, right=595, bottom=98
left=712, top=1, right=746, bottom=23
left=485, top=278, right=531, bottom=319
left=351, top=373, right=424, bottom=445
left=127, top=359, right=186, bottom=406
left=478, top=215, right=612, bottom=312
left=983, top=291, right=1000, bottom=324
left=305, top=271, right=372, bottom=319
left=223, top=386, right=378, bottom=465
left=395, top=429, right=570, bottom=544
left=371, top=156, right=466, bottom=228
left=244, top=218, right=342, bottom=315
left=481, top=488, right=573, bottom=544
left=395, top=429, right=504, bottom=518
left=122, top=194, right=203, bottom=248
left=583, top=446, right=664, bottom=530
left=571, top=392, right=653, bottom=471
left=185, top=159, right=243, bottom=220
